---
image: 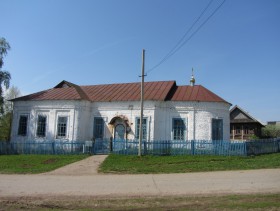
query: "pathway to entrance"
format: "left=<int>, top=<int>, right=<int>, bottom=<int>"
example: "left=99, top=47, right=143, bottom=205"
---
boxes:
left=42, top=155, right=108, bottom=176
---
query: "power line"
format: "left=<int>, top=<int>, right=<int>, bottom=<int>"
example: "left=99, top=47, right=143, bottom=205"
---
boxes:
left=147, top=0, right=214, bottom=73
left=147, top=0, right=226, bottom=74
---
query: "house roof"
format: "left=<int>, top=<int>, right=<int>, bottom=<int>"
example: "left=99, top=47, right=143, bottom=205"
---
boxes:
left=230, top=105, right=264, bottom=126
left=81, top=81, right=175, bottom=101
left=169, top=85, right=228, bottom=102
left=12, top=80, right=231, bottom=104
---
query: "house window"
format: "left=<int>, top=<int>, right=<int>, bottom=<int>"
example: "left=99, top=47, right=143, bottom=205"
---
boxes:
left=36, top=115, right=47, bottom=137
left=18, top=115, right=28, bottom=136
left=212, top=119, right=223, bottom=140
left=135, top=117, right=147, bottom=140
left=244, top=126, right=249, bottom=135
left=93, top=117, right=104, bottom=139
left=172, top=118, right=186, bottom=140
left=249, top=127, right=254, bottom=134
left=236, top=126, right=241, bottom=134
left=57, top=116, right=68, bottom=138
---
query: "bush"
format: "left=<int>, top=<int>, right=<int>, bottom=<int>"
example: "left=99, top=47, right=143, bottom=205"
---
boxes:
left=248, top=134, right=260, bottom=140
left=262, top=125, right=280, bottom=138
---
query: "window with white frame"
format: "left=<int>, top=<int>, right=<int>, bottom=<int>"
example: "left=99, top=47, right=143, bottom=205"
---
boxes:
left=56, top=116, right=68, bottom=138
left=36, top=115, right=47, bottom=137
left=18, top=115, right=28, bottom=136
left=135, top=117, right=147, bottom=140
left=172, top=118, right=186, bottom=140
left=93, top=117, right=104, bottom=139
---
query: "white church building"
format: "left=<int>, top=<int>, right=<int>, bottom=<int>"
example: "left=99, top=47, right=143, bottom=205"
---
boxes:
left=10, top=76, right=231, bottom=142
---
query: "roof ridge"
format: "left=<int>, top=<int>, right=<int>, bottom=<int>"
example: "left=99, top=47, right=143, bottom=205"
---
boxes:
left=80, top=80, right=176, bottom=87
left=230, top=105, right=264, bottom=126
left=71, top=84, right=90, bottom=101
left=54, top=80, right=90, bottom=101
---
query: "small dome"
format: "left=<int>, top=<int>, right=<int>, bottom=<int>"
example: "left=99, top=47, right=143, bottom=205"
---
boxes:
left=190, top=68, right=195, bottom=86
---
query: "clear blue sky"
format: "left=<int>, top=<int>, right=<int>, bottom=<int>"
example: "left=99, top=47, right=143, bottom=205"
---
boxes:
left=1, top=0, right=279, bottom=123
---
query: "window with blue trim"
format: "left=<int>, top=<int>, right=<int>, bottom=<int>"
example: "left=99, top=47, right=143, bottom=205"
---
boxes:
left=135, top=117, right=147, bottom=140
left=172, top=118, right=186, bottom=140
left=57, top=116, right=68, bottom=138
left=93, top=117, right=104, bottom=139
left=18, top=115, right=28, bottom=136
left=212, top=119, right=223, bottom=140
left=36, top=115, right=47, bottom=137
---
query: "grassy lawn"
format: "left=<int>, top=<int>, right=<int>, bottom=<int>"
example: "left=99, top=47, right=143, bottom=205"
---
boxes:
left=100, top=153, right=280, bottom=174
left=1, top=153, right=280, bottom=175
left=1, top=194, right=280, bottom=210
left=0, top=154, right=89, bottom=174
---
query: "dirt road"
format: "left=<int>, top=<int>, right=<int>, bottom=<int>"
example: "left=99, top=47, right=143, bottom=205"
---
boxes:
left=0, top=169, right=279, bottom=197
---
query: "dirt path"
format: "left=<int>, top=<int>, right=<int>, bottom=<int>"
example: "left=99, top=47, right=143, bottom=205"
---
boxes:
left=0, top=169, right=279, bottom=198
left=42, top=155, right=108, bottom=176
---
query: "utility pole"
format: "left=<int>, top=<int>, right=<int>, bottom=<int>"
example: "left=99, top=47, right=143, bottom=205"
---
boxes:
left=138, top=49, right=146, bottom=157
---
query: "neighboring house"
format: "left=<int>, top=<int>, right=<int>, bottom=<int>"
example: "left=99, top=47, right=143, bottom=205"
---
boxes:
left=230, top=105, right=264, bottom=140
left=267, top=121, right=280, bottom=126
left=10, top=78, right=231, bottom=142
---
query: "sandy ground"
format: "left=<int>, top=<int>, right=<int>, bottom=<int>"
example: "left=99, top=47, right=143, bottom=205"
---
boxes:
left=0, top=154, right=279, bottom=198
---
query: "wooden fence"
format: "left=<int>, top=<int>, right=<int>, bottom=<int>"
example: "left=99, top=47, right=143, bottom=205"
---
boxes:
left=113, top=139, right=247, bottom=156
left=0, top=141, right=86, bottom=155
left=0, top=138, right=279, bottom=156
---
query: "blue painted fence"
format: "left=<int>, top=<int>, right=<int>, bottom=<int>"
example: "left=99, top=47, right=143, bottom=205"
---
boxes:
left=0, top=138, right=279, bottom=156
left=112, top=139, right=247, bottom=156
left=246, top=139, right=280, bottom=155
left=0, top=140, right=87, bottom=155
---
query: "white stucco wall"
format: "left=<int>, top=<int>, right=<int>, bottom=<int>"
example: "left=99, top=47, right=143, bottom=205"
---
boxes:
left=88, top=101, right=155, bottom=140
left=11, top=100, right=88, bottom=142
left=153, top=101, right=230, bottom=141
left=11, top=99, right=230, bottom=142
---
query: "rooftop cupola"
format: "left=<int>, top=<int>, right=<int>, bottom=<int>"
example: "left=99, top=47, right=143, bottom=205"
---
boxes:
left=190, top=68, right=195, bottom=86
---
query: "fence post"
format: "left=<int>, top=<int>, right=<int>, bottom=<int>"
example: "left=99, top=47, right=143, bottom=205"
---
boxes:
left=110, top=137, right=113, bottom=152
left=92, top=139, right=95, bottom=154
left=273, top=138, right=276, bottom=153
left=191, top=140, right=195, bottom=155
left=144, top=141, right=147, bottom=155
left=52, top=142, right=55, bottom=154
left=243, top=141, right=247, bottom=156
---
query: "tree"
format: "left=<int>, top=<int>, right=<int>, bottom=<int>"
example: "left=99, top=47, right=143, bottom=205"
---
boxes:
left=262, top=125, right=280, bottom=138
left=0, top=86, right=21, bottom=141
left=3, top=85, right=21, bottom=113
left=0, top=37, right=11, bottom=68
left=0, top=37, right=11, bottom=114
left=0, top=112, right=12, bottom=141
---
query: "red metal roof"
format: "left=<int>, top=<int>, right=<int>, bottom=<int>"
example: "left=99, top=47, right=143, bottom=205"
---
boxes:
left=13, top=87, right=82, bottom=101
left=12, top=80, right=230, bottom=104
left=81, top=81, right=175, bottom=101
left=169, top=85, right=229, bottom=103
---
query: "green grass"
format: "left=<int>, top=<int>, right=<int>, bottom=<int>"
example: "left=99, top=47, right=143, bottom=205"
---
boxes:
left=0, top=154, right=89, bottom=174
left=1, top=193, right=280, bottom=210
left=99, top=153, right=280, bottom=174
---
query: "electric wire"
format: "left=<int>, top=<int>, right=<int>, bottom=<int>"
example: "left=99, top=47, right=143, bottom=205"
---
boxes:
left=147, top=0, right=214, bottom=73
left=147, top=0, right=226, bottom=74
